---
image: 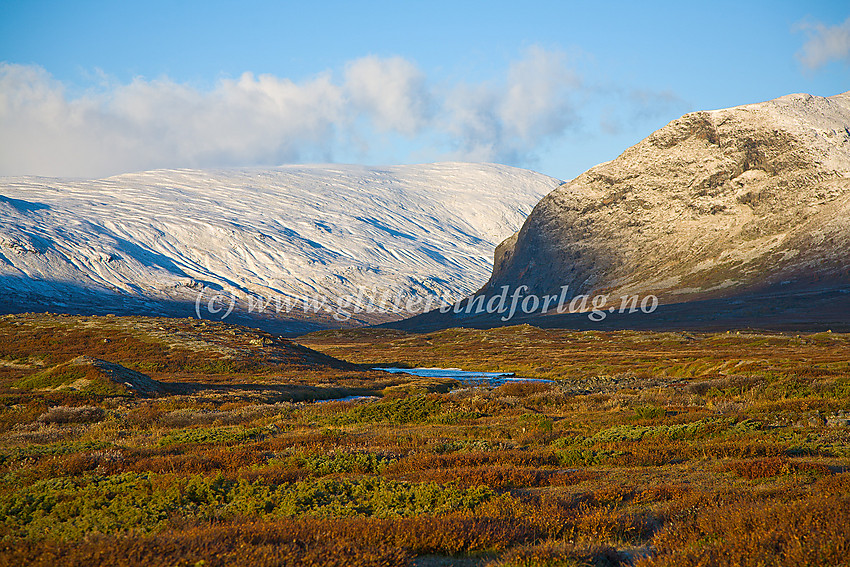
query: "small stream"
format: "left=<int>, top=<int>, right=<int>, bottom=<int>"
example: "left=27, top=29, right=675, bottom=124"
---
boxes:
left=377, top=367, right=554, bottom=386
left=316, top=367, right=553, bottom=404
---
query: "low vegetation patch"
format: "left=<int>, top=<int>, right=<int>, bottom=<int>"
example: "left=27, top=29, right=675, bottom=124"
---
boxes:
left=1, top=317, right=849, bottom=565
left=325, top=394, right=465, bottom=425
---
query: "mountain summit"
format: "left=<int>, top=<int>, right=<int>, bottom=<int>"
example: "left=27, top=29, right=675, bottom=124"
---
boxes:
left=393, top=91, right=850, bottom=332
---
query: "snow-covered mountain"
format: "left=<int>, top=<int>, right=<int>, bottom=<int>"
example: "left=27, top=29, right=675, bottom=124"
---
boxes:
left=0, top=163, right=557, bottom=333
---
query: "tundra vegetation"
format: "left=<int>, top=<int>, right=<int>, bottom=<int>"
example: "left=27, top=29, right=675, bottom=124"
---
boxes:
left=0, top=314, right=848, bottom=566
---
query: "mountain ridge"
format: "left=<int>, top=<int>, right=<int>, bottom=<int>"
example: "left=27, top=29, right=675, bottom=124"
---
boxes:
left=0, top=163, right=557, bottom=333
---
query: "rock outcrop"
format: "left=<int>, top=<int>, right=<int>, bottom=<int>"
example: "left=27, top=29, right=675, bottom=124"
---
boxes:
left=68, top=356, right=166, bottom=395
left=14, top=355, right=166, bottom=396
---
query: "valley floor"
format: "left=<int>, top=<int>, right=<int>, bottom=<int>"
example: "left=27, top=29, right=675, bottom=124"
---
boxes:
left=0, top=315, right=848, bottom=566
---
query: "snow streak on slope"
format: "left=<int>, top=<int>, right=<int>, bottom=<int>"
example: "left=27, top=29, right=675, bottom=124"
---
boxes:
left=0, top=163, right=556, bottom=331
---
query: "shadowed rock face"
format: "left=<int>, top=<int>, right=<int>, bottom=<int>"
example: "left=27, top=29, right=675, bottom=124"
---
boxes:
left=484, top=91, right=850, bottom=304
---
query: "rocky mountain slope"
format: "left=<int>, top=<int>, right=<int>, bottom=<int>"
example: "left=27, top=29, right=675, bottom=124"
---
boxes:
left=0, top=163, right=556, bottom=333
left=391, top=91, right=850, bottom=332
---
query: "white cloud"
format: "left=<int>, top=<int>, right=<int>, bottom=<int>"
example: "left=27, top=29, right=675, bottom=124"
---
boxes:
left=796, top=17, right=850, bottom=70
left=0, top=64, right=347, bottom=176
left=344, top=56, right=430, bottom=135
left=443, top=46, right=581, bottom=165
left=501, top=46, right=580, bottom=142
left=0, top=48, right=685, bottom=177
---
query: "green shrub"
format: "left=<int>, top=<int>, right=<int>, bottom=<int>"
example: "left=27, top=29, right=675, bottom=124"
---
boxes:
left=326, top=395, right=444, bottom=425
left=272, top=477, right=494, bottom=518
left=0, top=473, right=176, bottom=540
left=557, top=448, right=621, bottom=467
left=0, top=441, right=115, bottom=465
left=0, top=472, right=495, bottom=540
left=585, top=418, right=759, bottom=445
left=633, top=405, right=666, bottom=420
left=291, top=451, right=397, bottom=476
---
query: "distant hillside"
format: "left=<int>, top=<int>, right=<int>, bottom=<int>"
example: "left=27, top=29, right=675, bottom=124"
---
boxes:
left=390, top=91, right=850, bottom=332
left=0, top=163, right=556, bottom=334
left=0, top=313, right=353, bottom=374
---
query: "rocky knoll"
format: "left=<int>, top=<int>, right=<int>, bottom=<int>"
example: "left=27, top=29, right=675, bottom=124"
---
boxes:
left=394, top=91, right=850, bottom=332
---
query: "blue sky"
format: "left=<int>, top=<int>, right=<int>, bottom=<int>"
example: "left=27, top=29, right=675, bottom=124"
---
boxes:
left=1, top=0, right=848, bottom=179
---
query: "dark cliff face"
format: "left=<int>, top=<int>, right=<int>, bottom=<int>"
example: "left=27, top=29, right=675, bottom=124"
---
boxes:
left=482, top=92, right=850, bottom=304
